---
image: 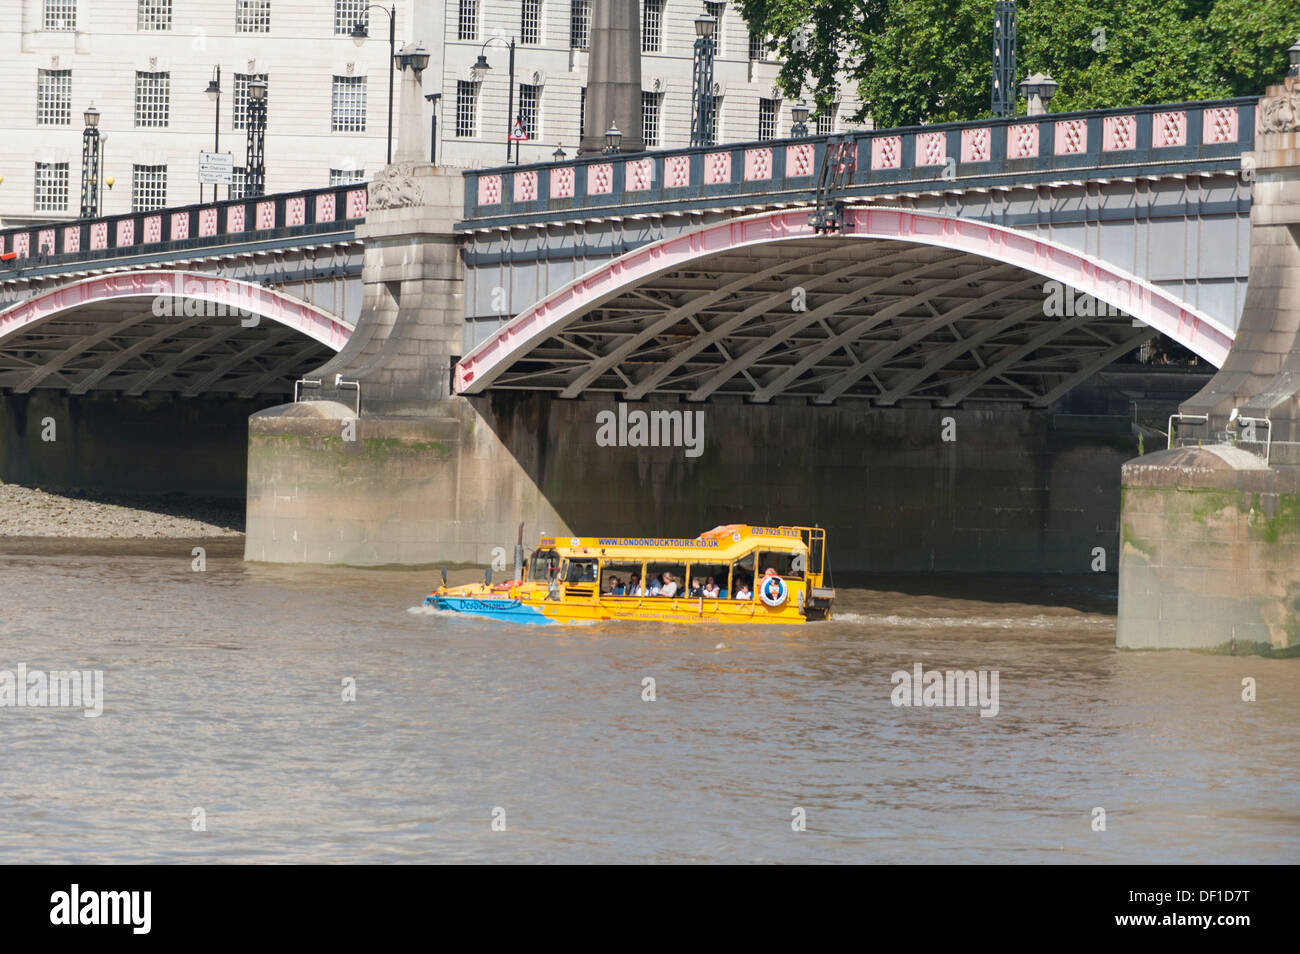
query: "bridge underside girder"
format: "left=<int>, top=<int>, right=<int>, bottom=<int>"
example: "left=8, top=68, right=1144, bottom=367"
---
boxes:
left=0, top=300, right=333, bottom=397
left=480, top=238, right=1156, bottom=407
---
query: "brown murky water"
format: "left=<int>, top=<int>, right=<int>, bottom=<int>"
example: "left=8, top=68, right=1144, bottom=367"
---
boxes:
left=1, top=537, right=1296, bottom=863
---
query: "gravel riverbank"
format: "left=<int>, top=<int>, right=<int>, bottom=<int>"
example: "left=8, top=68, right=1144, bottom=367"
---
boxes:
left=0, top=483, right=243, bottom=538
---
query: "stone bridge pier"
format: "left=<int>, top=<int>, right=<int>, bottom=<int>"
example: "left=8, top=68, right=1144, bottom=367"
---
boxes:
left=1118, top=76, right=1300, bottom=656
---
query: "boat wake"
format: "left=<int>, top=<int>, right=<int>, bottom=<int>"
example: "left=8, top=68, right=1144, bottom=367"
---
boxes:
left=832, top=612, right=1112, bottom=630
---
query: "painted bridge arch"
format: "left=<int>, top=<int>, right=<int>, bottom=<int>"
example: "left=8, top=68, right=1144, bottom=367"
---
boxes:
left=0, top=270, right=353, bottom=396
left=456, top=207, right=1234, bottom=407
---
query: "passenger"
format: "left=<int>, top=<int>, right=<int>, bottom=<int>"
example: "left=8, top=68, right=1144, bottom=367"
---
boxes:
left=688, top=577, right=703, bottom=597
left=702, top=577, right=720, bottom=598
left=647, top=573, right=664, bottom=597
left=661, top=573, right=679, bottom=598
left=606, top=575, right=623, bottom=596
left=627, top=574, right=642, bottom=596
left=735, top=580, right=753, bottom=600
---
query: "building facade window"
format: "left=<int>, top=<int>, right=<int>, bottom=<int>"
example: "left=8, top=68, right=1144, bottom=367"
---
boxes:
left=641, top=91, right=661, bottom=147
left=708, top=95, right=722, bottom=142
left=33, top=162, right=70, bottom=213
left=331, top=76, right=366, bottom=132
left=521, top=0, right=541, bottom=45
left=642, top=0, right=663, bottom=53
left=138, top=0, right=173, bottom=31
left=458, top=0, right=478, bottom=41
left=455, top=80, right=478, bottom=137
left=43, top=0, right=77, bottom=31
left=236, top=0, right=271, bottom=33
left=569, top=0, right=590, bottom=49
left=748, top=32, right=768, bottom=61
left=816, top=105, right=837, bottom=136
left=516, top=83, right=540, bottom=140
left=233, top=73, right=269, bottom=130
left=705, top=2, right=725, bottom=53
left=329, top=168, right=365, bottom=185
left=334, top=0, right=366, bottom=35
left=230, top=166, right=248, bottom=200
left=758, top=97, right=778, bottom=140
left=579, top=86, right=586, bottom=139
left=36, top=69, right=72, bottom=127
left=134, top=71, right=170, bottom=128
left=131, top=164, right=167, bottom=212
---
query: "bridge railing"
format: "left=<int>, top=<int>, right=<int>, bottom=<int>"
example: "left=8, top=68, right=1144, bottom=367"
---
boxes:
left=459, top=97, right=1255, bottom=225
left=0, top=183, right=370, bottom=274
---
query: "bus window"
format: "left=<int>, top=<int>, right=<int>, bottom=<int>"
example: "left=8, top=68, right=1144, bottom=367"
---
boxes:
left=601, top=562, right=643, bottom=596
left=729, top=553, right=756, bottom=600
left=757, top=550, right=803, bottom=578
left=565, top=559, right=598, bottom=583
left=528, top=549, right=560, bottom=581
left=689, top=563, right=730, bottom=598
left=645, top=562, right=687, bottom=597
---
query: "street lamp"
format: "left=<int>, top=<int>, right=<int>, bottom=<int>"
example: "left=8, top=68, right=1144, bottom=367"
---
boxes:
left=472, top=36, right=518, bottom=164
left=691, top=9, right=720, bottom=147
left=552, top=144, right=567, bottom=161
left=246, top=78, right=267, bottom=197
left=603, top=122, right=623, bottom=155
left=204, top=66, right=221, bottom=202
left=425, top=91, right=442, bottom=164
left=1019, top=71, right=1058, bottom=116
left=80, top=103, right=101, bottom=219
left=351, top=5, right=398, bottom=165
left=791, top=102, right=810, bottom=137
left=1289, top=36, right=1300, bottom=77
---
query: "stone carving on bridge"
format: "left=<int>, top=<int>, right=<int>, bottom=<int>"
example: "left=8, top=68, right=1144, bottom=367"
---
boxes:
left=1258, top=75, right=1300, bottom=133
left=369, top=163, right=425, bottom=210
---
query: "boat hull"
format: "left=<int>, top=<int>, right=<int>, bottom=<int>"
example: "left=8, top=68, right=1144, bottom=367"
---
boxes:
left=425, top=596, right=554, bottom=625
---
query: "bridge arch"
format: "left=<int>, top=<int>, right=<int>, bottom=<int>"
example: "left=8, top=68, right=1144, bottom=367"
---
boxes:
left=0, top=270, right=352, bottom=396
left=457, top=207, right=1233, bottom=406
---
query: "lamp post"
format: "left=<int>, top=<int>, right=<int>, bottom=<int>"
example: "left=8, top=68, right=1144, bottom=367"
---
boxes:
left=1019, top=71, right=1057, bottom=117
left=424, top=91, right=442, bottom=164
left=690, top=9, right=719, bottom=147
left=1288, top=36, right=1300, bottom=77
left=351, top=5, right=398, bottom=165
left=791, top=102, right=810, bottom=138
left=204, top=67, right=221, bottom=202
left=245, top=78, right=267, bottom=197
left=603, top=122, right=622, bottom=156
left=552, top=144, right=567, bottom=161
left=79, top=103, right=101, bottom=219
left=471, top=36, right=517, bottom=164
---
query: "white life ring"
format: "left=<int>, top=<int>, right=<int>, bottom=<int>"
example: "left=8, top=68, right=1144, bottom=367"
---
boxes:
left=759, top=575, right=788, bottom=607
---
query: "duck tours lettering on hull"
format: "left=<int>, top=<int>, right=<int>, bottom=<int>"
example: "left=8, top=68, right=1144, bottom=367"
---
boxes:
left=424, top=525, right=834, bottom=625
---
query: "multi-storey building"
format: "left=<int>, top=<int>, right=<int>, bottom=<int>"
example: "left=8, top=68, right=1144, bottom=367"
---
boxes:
left=1, top=1, right=862, bottom=225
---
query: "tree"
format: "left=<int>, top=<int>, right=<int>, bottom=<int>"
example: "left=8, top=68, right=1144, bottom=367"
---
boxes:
left=736, top=0, right=1300, bottom=129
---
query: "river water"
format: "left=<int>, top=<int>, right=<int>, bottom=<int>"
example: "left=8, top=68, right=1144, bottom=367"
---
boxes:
left=1, top=537, right=1296, bottom=864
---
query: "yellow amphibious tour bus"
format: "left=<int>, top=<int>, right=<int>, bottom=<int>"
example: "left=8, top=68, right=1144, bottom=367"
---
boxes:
left=424, top=525, right=834, bottom=624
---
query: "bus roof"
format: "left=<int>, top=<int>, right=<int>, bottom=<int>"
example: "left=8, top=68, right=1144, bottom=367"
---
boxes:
left=536, top=525, right=812, bottom=561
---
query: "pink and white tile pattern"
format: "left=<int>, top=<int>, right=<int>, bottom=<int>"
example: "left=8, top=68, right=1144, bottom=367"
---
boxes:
left=286, top=196, right=306, bottom=226
left=514, top=170, right=538, bottom=201
left=143, top=217, right=162, bottom=243
left=170, top=211, right=189, bottom=240
left=588, top=162, right=613, bottom=195
left=346, top=188, right=367, bottom=218
left=665, top=154, right=691, bottom=188
left=872, top=136, right=901, bottom=170
left=90, top=222, right=108, bottom=250
left=1055, top=119, right=1087, bottom=155
left=1008, top=123, right=1039, bottom=159
left=13, top=233, right=29, bottom=257
left=227, top=205, right=246, bottom=233
left=477, top=174, right=502, bottom=206
left=786, top=143, right=815, bottom=177
left=199, top=208, right=218, bottom=237
left=1153, top=110, right=1187, bottom=148
left=256, top=201, right=275, bottom=230
left=63, top=226, right=80, bottom=254
left=38, top=228, right=56, bottom=254
left=916, top=131, right=947, bottom=166
left=116, top=220, right=134, bottom=246
left=550, top=165, right=575, bottom=198
left=704, top=152, right=731, bottom=184
left=315, top=192, right=336, bottom=222
left=1203, top=106, right=1238, bottom=144
left=960, top=127, right=991, bottom=163
left=1102, top=115, right=1137, bottom=151
left=744, top=148, right=772, bottom=181
left=626, top=158, right=653, bottom=191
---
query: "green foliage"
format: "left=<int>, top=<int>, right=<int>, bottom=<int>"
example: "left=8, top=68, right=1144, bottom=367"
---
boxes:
left=736, top=0, right=1300, bottom=128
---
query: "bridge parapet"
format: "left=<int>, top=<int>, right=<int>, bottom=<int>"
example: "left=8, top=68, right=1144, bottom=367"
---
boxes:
left=459, top=98, right=1254, bottom=228
left=0, top=183, right=369, bottom=276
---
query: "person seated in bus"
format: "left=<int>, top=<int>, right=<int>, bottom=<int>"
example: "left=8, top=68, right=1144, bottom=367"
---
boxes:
left=647, top=573, right=664, bottom=597
left=688, top=577, right=703, bottom=597
left=606, top=575, right=623, bottom=596
left=661, top=573, right=679, bottom=598
left=626, top=574, right=642, bottom=596
left=702, top=577, right=720, bottom=598
left=735, top=580, right=753, bottom=600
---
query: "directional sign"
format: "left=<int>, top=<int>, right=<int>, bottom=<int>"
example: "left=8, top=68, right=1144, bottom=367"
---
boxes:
left=508, top=117, right=529, bottom=141
left=198, top=151, right=234, bottom=185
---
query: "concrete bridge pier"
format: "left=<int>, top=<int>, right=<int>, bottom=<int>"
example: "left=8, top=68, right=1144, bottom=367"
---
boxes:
left=1118, top=76, right=1300, bottom=656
